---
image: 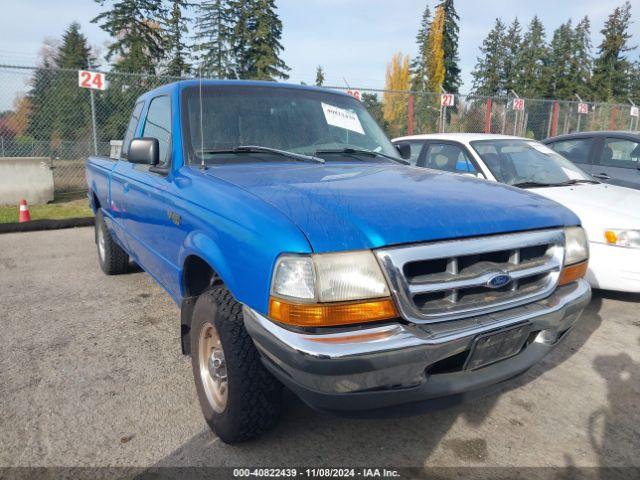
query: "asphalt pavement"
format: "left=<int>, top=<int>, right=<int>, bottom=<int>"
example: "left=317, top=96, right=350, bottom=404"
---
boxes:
left=1, top=227, right=639, bottom=474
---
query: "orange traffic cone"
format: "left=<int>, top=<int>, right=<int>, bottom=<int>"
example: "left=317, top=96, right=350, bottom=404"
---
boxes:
left=18, top=199, right=31, bottom=223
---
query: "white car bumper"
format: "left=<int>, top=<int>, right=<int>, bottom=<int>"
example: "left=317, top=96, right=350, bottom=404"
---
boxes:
left=586, top=242, right=640, bottom=293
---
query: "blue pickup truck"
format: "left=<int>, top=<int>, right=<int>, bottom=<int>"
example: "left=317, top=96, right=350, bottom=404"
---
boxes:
left=86, top=80, right=591, bottom=443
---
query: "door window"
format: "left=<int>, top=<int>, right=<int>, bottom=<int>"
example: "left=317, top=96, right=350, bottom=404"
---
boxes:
left=142, top=96, right=172, bottom=166
left=402, top=141, right=425, bottom=166
left=121, top=101, right=144, bottom=159
left=424, top=143, right=478, bottom=175
left=547, top=138, right=592, bottom=164
left=601, top=138, right=640, bottom=169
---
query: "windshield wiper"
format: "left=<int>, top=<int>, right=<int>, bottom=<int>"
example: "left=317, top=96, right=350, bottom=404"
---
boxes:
left=315, top=147, right=409, bottom=165
left=511, top=181, right=557, bottom=188
left=200, top=145, right=325, bottom=164
left=554, top=179, right=600, bottom=186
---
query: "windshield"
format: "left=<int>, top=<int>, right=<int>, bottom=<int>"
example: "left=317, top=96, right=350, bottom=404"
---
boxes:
left=469, top=139, right=593, bottom=186
left=182, top=85, right=399, bottom=164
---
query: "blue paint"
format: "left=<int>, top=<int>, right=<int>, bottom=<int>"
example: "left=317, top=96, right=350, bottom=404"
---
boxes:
left=86, top=80, right=580, bottom=317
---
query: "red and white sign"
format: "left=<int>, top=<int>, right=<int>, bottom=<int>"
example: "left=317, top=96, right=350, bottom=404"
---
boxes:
left=441, top=93, right=455, bottom=107
left=513, top=98, right=525, bottom=111
left=78, top=70, right=107, bottom=91
left=631, top=106, right=639, bottom=118
left=577, top=102, right=589, bottom=114
left=346, top=89, right=362, bottom=101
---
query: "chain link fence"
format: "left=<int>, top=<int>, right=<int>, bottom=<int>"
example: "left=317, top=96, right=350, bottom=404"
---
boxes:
left=1, top=63, right=639, bottom=200
left=329, top=86, right=640, bottom=141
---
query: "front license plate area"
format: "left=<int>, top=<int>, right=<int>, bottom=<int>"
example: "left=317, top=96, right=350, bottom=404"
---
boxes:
left=464, top=324, right=530, bottom=370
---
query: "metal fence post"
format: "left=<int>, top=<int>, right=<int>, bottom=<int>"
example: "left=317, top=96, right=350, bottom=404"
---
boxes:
left=90, top=89, right=98, bottom=156
left=407, top=94, right=414, bottom=135
left=484, top=97, right=492, bottom=133
left=610, top=106, right=616, bottom=130
left=550, top=102, right=559, bottom=137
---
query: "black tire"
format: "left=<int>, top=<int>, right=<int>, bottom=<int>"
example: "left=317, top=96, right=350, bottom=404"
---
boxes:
left=95, top=210, right=129, bottom=275
left=190, top=287, right=282, bottom=443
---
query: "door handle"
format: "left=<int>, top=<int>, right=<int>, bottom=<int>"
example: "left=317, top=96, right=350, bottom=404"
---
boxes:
left=592, top=173, right=611, bottom=180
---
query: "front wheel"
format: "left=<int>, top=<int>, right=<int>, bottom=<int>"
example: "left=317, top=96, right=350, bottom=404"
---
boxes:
left=190, top=287, right=283, bottom=443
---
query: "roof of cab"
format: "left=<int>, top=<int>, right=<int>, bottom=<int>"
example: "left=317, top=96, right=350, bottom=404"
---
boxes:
left=136, top=79, right=352, bottom=102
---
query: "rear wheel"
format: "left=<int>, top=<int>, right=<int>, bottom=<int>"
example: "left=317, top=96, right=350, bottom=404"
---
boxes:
left=95, top=210, right=129, bottom=275
left=190, top=287, right=283, bottom=443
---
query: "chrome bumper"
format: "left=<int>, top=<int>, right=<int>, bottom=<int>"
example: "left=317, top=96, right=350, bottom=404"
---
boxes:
left=243, top=280, right=591, bottom=414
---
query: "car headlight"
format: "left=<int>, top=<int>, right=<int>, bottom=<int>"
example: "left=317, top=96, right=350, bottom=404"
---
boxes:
left=604, top=229, right=640, bottom=248
left=560, top=226, right=589, bottom=285
left=269, top=251, right=397, bottom=327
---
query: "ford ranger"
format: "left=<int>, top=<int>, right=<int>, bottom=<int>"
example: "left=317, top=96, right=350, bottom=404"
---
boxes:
left=86, top=80, right=591, bottom=444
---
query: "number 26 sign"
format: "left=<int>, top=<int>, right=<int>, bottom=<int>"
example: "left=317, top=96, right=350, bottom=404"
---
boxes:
left=78, top=70, right=107, bottom=91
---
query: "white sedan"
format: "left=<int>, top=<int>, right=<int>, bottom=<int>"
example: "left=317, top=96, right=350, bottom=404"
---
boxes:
left=393, top=133, right=640, bottom=293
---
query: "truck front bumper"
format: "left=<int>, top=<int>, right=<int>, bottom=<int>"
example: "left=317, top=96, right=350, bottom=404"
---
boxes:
left=243, top=280, right=591, bottom=416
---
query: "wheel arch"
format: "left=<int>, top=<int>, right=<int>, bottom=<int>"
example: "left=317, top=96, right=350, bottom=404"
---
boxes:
left=179, top=232, right=236, bottom=355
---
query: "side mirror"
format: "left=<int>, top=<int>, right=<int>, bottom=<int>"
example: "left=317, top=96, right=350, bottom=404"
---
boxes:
left=395, top=142, right=412, bottom=160
left=128, top=138, right=159, bottom=165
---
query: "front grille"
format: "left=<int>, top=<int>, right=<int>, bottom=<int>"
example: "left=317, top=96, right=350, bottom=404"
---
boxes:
left=375, top=229, right=565, bottom=323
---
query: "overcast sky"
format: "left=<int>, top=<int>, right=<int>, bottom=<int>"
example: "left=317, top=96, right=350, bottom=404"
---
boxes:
left=1, top=0, right=639, bottom=110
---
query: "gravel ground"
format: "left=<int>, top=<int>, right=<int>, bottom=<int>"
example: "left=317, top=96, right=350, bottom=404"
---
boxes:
left=0, top=227, right=639, bottom=475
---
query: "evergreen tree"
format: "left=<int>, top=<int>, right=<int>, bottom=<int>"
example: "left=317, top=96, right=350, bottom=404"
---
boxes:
left=503, top=18, right=522, bottom=94
left=547, top=20, right=574, bottom=99
left=165, top=0, right=191, bottom=77
left=194, top=0, right=235, bottom=77
left=231, top=0, right=289, bottom=80
left=26, top=59, right=56, bottom=141
left=362, top=93, right=389, bottom=133
left=437, top=0, right=461, bottom=93
left=426, top=5, right=446, bottom=93
left=55, top=22, right=93, bottom=69
left=52, top=23, right=94, bottom=141
left=471, top=18, right=507, bottom=96
left=570, top=16, right=593, bottom=99
left=92, top=0, right=166, bottom=74
left=410, top=4, right=431, bottom=92
left=592, top=1, right=635, bottom=101
left=315, top=65, right=325, bottom=86
left=518, top=16, right=548, bottom=97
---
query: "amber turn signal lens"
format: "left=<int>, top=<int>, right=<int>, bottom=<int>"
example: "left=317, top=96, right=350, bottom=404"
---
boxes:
left=604, top=230, right=618, bottom=244
left=268, top=297, right=398, bottom=327
left=559, top=261, right=588, bottom=285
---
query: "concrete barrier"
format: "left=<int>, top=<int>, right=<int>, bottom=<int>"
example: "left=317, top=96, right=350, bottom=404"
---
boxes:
left=0, top=157, right=55, bottom=205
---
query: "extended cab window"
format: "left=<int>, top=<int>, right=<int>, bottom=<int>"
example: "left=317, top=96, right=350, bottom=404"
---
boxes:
left=548, top=138, right=592, bottom=164
left=142, top=96, right=172, bottom=166
left=601, top=137, right=640, bottom=169
left=121, top=101, right=144, bottom=159
left=424, top=143, right=477, bottom=174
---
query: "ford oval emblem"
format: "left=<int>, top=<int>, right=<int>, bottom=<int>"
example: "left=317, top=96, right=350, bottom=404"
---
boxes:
left=487, top=272, right=512, bottom=289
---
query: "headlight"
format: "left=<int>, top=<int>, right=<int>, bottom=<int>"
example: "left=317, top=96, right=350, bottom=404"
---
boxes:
left=559, top=226, right=589, bottom=286
left=564, top=226, right=589, bottom=265
left=269, top=251, right=396, bottom=327
left=604, top=229, right=640, bottom=248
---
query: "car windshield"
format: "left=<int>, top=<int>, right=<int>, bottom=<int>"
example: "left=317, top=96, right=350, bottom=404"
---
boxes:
left=182, top=84, right=400, bottom=164
left=469, top=139, right=593, bottom=187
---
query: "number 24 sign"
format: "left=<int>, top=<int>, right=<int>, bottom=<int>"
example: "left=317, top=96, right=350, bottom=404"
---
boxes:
left=78, top=70, right=107, bottom=91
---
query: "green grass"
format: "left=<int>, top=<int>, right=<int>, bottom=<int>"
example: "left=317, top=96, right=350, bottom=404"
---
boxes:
left=0, top=195, right=93, bottom=223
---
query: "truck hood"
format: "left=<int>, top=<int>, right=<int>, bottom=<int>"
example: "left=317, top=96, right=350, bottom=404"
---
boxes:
left=204, top=163, right=579, bottom=252
left=530, top=183, right=640, bottom=240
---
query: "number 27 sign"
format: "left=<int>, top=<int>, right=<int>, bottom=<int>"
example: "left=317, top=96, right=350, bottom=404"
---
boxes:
left=78, top=70, right=107, bottom=91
